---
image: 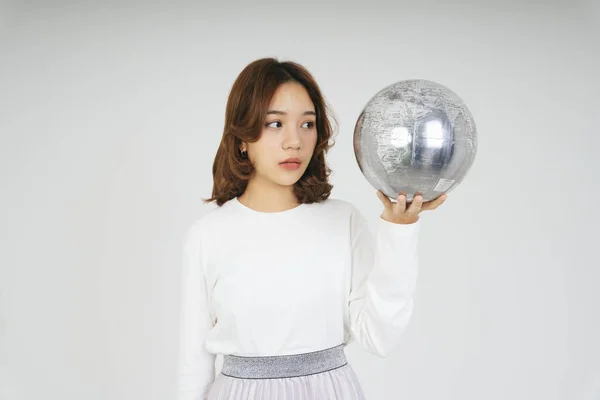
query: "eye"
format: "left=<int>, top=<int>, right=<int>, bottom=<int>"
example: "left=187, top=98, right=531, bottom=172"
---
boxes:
left=265, top=121, right=282, bottom=129
left=302, top=121, right=316, bottom=129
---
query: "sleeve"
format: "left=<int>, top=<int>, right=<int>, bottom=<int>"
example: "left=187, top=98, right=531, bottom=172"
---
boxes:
left=177, top=224, right=216, bottom=400
left=346, top=208, right=421, bottom=358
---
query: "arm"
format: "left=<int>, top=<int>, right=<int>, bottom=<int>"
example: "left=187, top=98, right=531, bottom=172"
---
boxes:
left=177, top=224, right=216, bottom=400
left=347, top=208, right=420, bottom=358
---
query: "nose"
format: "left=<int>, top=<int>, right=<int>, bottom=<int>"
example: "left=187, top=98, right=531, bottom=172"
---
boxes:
left=282, top=126, right=301, bottom=150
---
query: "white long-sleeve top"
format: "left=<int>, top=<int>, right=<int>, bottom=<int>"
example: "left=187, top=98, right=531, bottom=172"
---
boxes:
left=177, top=197, right=420, bottom=400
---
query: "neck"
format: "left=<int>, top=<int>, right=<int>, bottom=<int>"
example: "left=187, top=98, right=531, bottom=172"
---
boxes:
left=238, top=178, right=300, bottom=213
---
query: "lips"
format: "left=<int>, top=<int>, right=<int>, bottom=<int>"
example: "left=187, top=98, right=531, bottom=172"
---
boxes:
left=280, top=157, right=301, bottom=165
left=279, top=157, right=302, bottom=170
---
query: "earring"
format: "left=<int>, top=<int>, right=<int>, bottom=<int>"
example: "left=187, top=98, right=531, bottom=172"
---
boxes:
left=240, top=149, right=247, bottom=158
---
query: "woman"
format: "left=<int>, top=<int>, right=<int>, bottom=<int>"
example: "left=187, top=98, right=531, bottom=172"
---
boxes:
left=178, top=57, right=447, bottom=400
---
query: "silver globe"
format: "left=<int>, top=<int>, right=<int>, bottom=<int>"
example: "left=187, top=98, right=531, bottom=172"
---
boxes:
left=353, top=79, right=478, bottom=202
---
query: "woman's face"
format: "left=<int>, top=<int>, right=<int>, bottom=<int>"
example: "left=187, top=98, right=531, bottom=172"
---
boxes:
left=243, top=82, right=318, bottom=188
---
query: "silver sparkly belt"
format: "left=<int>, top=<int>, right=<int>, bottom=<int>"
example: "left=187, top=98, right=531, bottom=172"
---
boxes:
left=221, top=344, right=348, bottom=379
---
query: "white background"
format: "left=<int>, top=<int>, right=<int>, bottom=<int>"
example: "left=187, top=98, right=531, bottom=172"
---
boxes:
left=1, top=0, right=599, bottom=399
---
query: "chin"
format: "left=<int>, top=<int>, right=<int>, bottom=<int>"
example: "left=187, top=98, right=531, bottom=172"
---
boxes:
left=276, top=176, right=302, bottom=187
left=274, top=171, right=305, bottom=186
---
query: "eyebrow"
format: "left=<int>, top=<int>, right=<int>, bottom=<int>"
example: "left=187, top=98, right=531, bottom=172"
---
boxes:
left=266, top=110, right=316, bottom=116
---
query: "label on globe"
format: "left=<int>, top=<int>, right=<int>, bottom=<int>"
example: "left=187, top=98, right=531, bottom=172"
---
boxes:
left=433, top=178, right=455, bottom=192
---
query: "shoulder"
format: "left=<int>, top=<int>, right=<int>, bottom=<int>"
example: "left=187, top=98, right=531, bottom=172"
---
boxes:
left=182, top=200, right=240, bottom=246
left=310, top=197, right=358, bottom=214
left=312, top=197, right=369, bottom=230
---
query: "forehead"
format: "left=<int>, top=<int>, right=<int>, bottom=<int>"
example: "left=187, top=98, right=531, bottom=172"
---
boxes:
left=268, top=82, right=315, bottom=112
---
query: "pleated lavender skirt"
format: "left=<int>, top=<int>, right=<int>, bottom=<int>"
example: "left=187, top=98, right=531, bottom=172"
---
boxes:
left=207, top=344, right=366, bottom=399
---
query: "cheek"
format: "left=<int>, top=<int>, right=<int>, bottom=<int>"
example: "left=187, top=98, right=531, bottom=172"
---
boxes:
left=304, top=132, right=318, bottom=150
left=249, top=137, right=277, bottom=164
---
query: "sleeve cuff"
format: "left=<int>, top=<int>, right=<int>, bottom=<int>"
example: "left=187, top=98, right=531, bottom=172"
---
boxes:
left=377, top=216, right=421, bottom=237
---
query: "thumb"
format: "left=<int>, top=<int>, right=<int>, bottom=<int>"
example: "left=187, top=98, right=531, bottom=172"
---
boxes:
left=376, top=190, right=392, bottom=208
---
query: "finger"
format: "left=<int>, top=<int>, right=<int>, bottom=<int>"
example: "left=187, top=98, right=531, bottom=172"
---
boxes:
left=376, top=190, right=393, bottom=209
left=433, top=193, right=448, bottom=207
left=406, top=194, right=423, bottom=214
left=395, top=193, right=407, bottom=212
left=422, top=194, right=447, bottom=211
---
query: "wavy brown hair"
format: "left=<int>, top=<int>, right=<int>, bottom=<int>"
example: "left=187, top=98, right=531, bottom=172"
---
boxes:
left=204, top=57, right=337, bottom=206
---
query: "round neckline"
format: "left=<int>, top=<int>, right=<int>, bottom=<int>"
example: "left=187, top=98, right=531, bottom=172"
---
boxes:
left=233, top=197, right=306, bottom=215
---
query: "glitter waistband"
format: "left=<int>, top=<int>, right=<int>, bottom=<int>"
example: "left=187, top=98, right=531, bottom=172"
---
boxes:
left=221, top=344, right=348, bottom=379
